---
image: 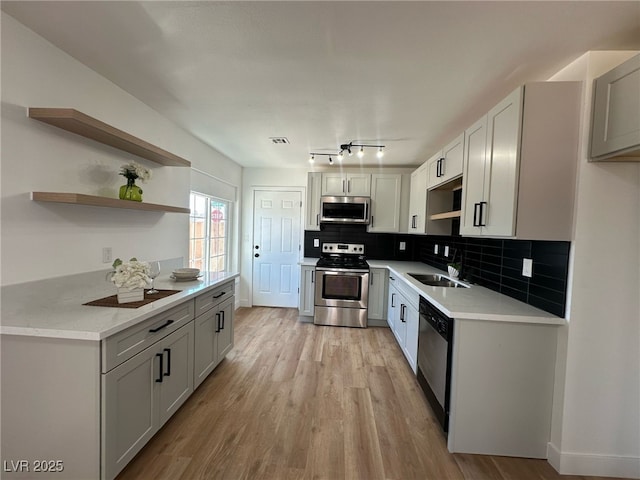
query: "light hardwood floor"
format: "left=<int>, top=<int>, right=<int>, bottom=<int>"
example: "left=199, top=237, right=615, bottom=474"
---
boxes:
left=117, top=307, right=620, bottom=480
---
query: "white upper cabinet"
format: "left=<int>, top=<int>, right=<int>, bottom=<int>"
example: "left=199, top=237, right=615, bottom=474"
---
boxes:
left=427, top=133, right=464, bottom=189
left=408, top=162, right=428, bottom=234
left=590, top=53, right=640, bottom=161
left=321, top=172, right=371, bottom=196
left=460, top=116, right=489, bottom=236
left=369, top=173, right=402, bottom=233
left=461, top=82, right=581, bottom=241
left=305, top=172, right=322, bottom=231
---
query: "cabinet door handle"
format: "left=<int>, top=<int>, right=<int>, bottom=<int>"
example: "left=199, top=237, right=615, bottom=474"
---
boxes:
left=221, top=310, right=225, bottom=330
left=391, top=293, right=396, bottom=307
left=347, top=179, right=351, bottom=192
left=311, top=270, right=315, bottom=283
left=163, top=348, right=171, bottom=377
left=343, top=179, right=346, bottom=193
left=400, top=304, right=406, bottom=322
left=371, top=215, right=374, bottom=227
left=213, top=291, right=225, bottom=299
left=473, top=202, right=480, bottom=227
left=479, top=201, right=487, bottom=227
left=149, top=319, right=174, bottom=333
left=215, top=312, right=221, bottom=333
left=155, top=353, right=164, bottom=383
left=316, top=213, right=319, bottom=226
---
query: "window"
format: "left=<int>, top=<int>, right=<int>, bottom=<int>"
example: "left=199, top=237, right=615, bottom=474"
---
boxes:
left=189, top=192, right=231, bottom=273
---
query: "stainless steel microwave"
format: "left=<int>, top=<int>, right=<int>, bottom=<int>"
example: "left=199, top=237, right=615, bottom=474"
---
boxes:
left=320, top=196, right=370, bottom=224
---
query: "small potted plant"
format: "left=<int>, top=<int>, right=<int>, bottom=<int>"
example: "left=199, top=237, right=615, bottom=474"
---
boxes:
left=447, top=262, right=461, bottom=279
left=118, top=162, right=151, bottom=202
left=110, top=257, right=151, bottom=303
left=447, top=249, right=461, bottom=278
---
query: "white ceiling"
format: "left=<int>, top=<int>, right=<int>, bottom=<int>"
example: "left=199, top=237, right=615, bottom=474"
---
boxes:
left=3, top=1, right=639, bottom=169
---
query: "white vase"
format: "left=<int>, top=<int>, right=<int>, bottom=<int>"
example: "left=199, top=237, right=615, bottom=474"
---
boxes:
left=117, top=287, right=144, bottom=304
left=447, top=266, right=460, bottom=278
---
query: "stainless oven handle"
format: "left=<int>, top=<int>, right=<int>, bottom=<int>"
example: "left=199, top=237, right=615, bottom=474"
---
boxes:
left=315, top=267, right=370, bottom=274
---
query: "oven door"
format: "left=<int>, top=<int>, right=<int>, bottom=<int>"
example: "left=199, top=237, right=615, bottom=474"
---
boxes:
left=315, top=268, right=369, bottom=309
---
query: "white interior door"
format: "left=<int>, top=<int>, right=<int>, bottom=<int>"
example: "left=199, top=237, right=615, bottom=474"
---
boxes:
left=252, top=190, right=302, bottom=307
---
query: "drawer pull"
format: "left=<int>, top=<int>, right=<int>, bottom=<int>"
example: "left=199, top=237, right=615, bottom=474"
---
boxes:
left=149, top=319, right=174, bottom=333
left=213, top=291, right=226, bottom=299
left=155, top=353, right=164, bottom=383
left=164, top=348, right=171, bottom=377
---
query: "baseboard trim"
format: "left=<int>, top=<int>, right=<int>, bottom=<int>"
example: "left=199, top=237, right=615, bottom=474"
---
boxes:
left=547, top=442, right=640, bottom=479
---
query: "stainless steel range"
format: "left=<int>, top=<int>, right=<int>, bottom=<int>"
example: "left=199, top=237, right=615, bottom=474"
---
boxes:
left=314, top=243, right=369, bottom=328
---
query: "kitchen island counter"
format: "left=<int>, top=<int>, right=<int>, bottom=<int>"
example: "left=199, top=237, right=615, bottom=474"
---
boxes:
left=1, top=270, right=239, bottom=340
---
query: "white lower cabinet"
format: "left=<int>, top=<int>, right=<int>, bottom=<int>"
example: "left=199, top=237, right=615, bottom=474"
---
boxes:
left=193, top=281, right=235, bottom=388
left=298, top=265, right=315, bottom=317
left=367, top=267, right=388, bottom=320
left=387, top=274, right=419, bottom=373
left=194, top=296, right=235, bottom=389
left=102, top=321, right=195, bottom=480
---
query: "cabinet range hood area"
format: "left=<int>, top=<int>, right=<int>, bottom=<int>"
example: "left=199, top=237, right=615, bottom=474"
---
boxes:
left=0, top=4, right=638, bottom=480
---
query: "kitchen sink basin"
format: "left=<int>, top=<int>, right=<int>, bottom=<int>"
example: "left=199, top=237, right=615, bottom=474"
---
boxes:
left=407, top=273, right=469, bottom=288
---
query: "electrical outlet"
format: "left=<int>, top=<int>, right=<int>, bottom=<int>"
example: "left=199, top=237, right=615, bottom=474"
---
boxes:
left=399, top=241, right=406, bottom=251
left=434, top=244, right=439, bottom=254
left=444, top=246, right=449, bottom=257
left=522, top=258, right=533, bottom=277
left=102, top=247, right=112, bottom=264
left=314, top=239, right=320, bottom=247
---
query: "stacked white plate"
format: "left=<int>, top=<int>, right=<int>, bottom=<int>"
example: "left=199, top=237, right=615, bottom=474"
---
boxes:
left=171, top=268, right=202, bottom=281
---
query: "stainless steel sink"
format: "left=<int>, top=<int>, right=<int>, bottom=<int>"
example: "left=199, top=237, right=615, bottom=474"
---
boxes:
left=407, top=273, right=468, bottom=288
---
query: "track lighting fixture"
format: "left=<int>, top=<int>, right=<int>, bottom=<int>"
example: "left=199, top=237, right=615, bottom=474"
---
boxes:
left=339, top=142, right=385, bottom=160
left=309, top=152, right=339, bottom=165
left=308, top=141, right=385, bottom=165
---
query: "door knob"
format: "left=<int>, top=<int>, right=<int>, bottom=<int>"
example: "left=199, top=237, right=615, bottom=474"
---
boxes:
left=254, top=253, right=260, bottom=258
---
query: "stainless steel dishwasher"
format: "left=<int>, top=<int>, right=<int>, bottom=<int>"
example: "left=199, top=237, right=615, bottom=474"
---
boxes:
left=417, top=295, right=454, bottom=434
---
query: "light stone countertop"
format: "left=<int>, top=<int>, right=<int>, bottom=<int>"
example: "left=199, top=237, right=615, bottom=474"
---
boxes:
left=1, top=269, right=239, bottom=341
left=300, top=257, right=564, bottom=325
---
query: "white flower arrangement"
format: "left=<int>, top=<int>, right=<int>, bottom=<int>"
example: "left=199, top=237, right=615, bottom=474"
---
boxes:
left=119, top=162, right=152, bottom=183
left=110, top=258, right=151, bottom=291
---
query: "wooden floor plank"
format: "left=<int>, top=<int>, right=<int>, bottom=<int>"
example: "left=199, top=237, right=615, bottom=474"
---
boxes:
left=116, top=307, right=621, bottom=480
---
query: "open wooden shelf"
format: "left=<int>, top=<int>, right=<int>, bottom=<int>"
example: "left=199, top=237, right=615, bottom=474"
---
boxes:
left=28, top=108, right=191, bottom=167
left=31, top=192, right=190, bottom=214
left=432, top=176, right=463, bottom=192
left=430, top=209, right=462, bottom=221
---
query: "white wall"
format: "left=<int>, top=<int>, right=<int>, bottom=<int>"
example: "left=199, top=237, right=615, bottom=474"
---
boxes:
left=0, top=13, right=242, bottom=285
left=547, top=51, right=640, bottom=478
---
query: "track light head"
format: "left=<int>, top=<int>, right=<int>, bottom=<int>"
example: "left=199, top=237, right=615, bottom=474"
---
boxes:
left=328, top=156, right=333, bottom=165
left=337, top=150, right=344, bottom=161
left=309, top=154, right=315, bottom=163
left=357, top=146, right=365, bottom=158
left=377, top=146, right=384, bottom=158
